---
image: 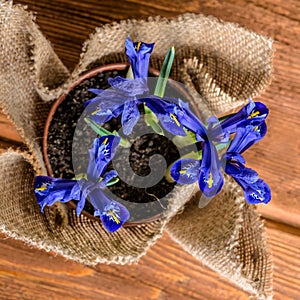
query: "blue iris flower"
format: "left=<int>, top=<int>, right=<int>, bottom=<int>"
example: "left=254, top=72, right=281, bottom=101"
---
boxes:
left=170, top=99, right=271, bottom=204
left=216, top=99, right=269, bottom=141
left=125, top=36, right=154, bottom=79
left=85, top=36, right=154, bottom=135
left=170, top=99, right=224, bottom=197
left=34, top=136, right=130, bottom=233
left=85, top=37, right=190, bottom=137
left=142, top=96, right=187, bottom=136
left=222, top=122, right=271, bottom=204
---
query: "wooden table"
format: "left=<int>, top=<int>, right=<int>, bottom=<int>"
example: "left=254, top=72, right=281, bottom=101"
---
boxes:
left=0, top=1, right=299, bottom=299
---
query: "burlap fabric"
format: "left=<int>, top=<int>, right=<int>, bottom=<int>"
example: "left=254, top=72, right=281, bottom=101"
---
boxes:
left=0, top=1, right=273, bottom=298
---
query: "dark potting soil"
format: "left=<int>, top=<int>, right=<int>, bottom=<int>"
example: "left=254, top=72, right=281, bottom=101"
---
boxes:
left=47, top=68, right=183, bottom=222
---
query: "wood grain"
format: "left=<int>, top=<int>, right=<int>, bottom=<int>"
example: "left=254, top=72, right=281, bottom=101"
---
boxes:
left=0, top=221, right=299, bottom=300
left=0, top=1, right=299, bottom=299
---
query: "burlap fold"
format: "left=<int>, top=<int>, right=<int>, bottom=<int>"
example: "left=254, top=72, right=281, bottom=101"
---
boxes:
left=0, top=1, right=273, bottom=298
left=166, top=177, right=273, bottom=299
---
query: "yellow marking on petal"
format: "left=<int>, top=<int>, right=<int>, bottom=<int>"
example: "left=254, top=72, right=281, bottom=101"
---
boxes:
left=258, top=197, right=264, bottom=201
left=254, top=126, right=259, bottom=131
left=135, top=41, right=142, bottom=51
left=36, top=184, right=48, bottom=191
left=170, top=113, right=180, bottom=127
left=207, top=172, right=213, bottom=188
left=179, top=170, right=187, bottom=175
left=103, top=138, right=108, bottom=145
left=91, top=109, right=100, bottom=115
left=249, top=111, right=260, bottom=118
left=108, top=210, right=120, bottom=224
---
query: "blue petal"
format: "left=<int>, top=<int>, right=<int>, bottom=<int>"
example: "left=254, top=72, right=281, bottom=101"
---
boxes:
left=88, top=103, right=125, bottom=125
left=219, top=99, right=269, bottom=135
left=198, top=141, right=224, bottom=198
left=88, top=88, right=103, bottom=95
left=84, top=89, right=104, bottom=109
left=102, top=170, right=118, bottom=186
left=224, top=161, right=259, bottom=184
left=244, top=179, right=271, bottom=204
left=34, top=176, right=80, bottom=212
left=85, top=85, right=131, bottom=113
left=222, top=152, right=246, bottom=164
left=144, top=97, right=186, bottom=136
left=170, top=158, right=200, bottom=184
left=90, top=189, right=130, bottom=232
left=207, top=115, right=229, bottom=142
left=125, top=35, right=154, bottom=79
left=88, top=107, right=115, bottom=124
left=224, top=161, right=270, bottom=204
left=84, top=96, right=100, bottom=110
left=177, top=99, right=206, bottom=141
left=108, top=76, right=148, bottom=96
left=75, top=178, right=89, bottom=216
left=121, top=100, right=140, bottom=135
left=227, top=123, right=267, bottom=154
left=87, top=136, right=120, bottom=181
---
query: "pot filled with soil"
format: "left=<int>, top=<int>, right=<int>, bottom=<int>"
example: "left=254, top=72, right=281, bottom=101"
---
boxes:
left=43, top=61, right=197, bottom=226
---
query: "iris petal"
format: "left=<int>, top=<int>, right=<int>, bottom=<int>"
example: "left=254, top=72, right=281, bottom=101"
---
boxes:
left=144, top=97, right=186, bottom=136
left=198, top=141, right=224, bottom=198
left=170, top=158, right=200, bottom=184
left=87, top=136, right=120, bottom=181
left=207, top=115, right=229, bottom=142
left=121, top=100, right=141, bottom=135
left=34, top=176, right=80, bottom=212
left=88, top=104, right=125, bottom=125
left=177, top=99, right=206, bottom=141
left=222, top=152, right=246, bottom=164
left=88, top=108, right=115, bottom=124
left=227, top=123, right=267, bottom=154
left=108, top=76, right=148, bottom=96
left=125, top=36, right=154, bottom=79
left=102, top=170, right=118, bottom=186
left=224, top=161, right=271, bottom=204
left=75, top=178, right=90, bottom=216
left=219, top=100, right=269, bottom=135
left=86, top=84, right=132, bottom=114
left=90, top=189, right=130, bottom=233
left=224, top=161, right=259, bottom=184
left=244, top=179, right=271, bottom=204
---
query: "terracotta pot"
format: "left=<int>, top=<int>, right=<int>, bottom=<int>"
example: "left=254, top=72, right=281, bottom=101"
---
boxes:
left=43, top=63, right=195, bottom=226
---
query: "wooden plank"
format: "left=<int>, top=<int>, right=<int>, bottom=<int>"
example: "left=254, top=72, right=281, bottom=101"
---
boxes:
left=0, top=220, right=299, bottom=299
left=0, top=112, right=23, bottom=144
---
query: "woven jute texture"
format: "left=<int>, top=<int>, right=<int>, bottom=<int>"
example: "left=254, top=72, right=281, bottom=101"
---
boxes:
left=166, top=177, right=273, bottom=300
left=0, top=1, right=273, bottom=298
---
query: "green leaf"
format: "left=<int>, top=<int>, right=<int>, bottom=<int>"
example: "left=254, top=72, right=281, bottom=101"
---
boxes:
left=172, top=129, right=197, bottom=148
left=154, top=46, right=175, bottom=98
left=105, top=177, right=119, bottom=186
left=84, top=117, right=131, bottom=148
left=84, top=117, right=112, bottom=136
left=144, top=104, right=164, bottom=135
